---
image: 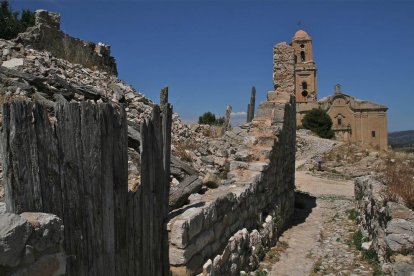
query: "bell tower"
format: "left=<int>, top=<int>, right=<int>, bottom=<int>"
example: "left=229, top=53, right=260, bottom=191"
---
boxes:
left=292, top=30, right=317, bottom=102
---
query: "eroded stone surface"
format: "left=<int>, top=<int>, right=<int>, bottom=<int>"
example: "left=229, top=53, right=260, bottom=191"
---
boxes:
left=0, top=213, right=32, bottom=267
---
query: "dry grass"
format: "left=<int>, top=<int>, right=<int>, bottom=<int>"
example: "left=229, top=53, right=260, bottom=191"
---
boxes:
left=201, top=125, right=224, bottom=138
left=379, top=152, right=414, bottom=209
left=259, top=240, right=289, bottom=271
left=173, top=140, right=202, bottom=163
left=324, top=143, right=381, bottom=164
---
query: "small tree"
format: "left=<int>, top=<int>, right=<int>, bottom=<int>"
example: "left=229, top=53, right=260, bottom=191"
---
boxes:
left=0, top=1, right=35, bottom=40
left=302, top=108, right=335, bottom=139
left=198, top=112, right=216, bottom=125
left=198, top=112, right=224, bottom=126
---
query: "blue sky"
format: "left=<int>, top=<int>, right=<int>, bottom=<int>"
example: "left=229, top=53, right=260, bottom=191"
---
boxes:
left=10, top=0, right=414, bottom=131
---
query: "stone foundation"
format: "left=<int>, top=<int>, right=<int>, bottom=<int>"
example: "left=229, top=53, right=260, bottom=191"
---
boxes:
left=355, top=177, right=414, bottom=275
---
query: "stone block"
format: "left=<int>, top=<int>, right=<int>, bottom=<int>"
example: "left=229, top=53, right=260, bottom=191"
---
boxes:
left=203, top=204, right=217, bottom=227
left=170, top=219, right=189, bottom=249
left=20, top=213, right=63, bottom=253
left=0, top=213, right=32, bottom=267
left=266, top=91, right=291, bottom=103
left=177, top=207, right=205, bottom=242
left=195, top=229, right=214, bottom=252
left=392, top=262, right=414, bottom=276
left=385, top=232, right=414, bottom=254
left=229, top=161, right=248, bottom=171
left=2, top=58, right=24, bottom=69
left=234, top=150, right=251, bottom=162
left=186, top=254, right=204, bottom=275
left=248, top=162, right=269, bottom=172
left=255, top=102, right=276, bottom=118
left=203, top=259, right=212, bottom=276
left=11, top=252, right=66, bottom=276
left=169, top=243, right=197, bottom=266
left=35, top=10, right=61, bottom=29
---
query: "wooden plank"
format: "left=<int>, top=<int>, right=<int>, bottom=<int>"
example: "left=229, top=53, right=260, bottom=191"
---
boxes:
left=2, top=100, right=172, bottom=275
left=126, top=192, right=135, bottom=276
left=2, top=103, right=13, bottom=212
left=32, top=103, right=62, bottom=217
left=140, top=121, right=150, bottom=275
left=113, top=106, right=128, bottom=276
left=78, top=102, right=101, bottom=276
left=162, top=105, right=173, bottom=273
left=134, top=188, right=142, bottom=275
left=152, top=109, right=162, bottom=275
left=7, top=102, right=43, bottom=213
left=56, top=102, right=86, bottom=276
left=99, top=104, right=115, bottom=276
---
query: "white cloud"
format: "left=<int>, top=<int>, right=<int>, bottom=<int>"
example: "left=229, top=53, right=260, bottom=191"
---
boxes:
left=231, top=111, right=247, bottom=117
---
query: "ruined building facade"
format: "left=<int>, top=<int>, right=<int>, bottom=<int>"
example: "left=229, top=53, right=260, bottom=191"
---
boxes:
left=275, top=30, right=388, bottom=150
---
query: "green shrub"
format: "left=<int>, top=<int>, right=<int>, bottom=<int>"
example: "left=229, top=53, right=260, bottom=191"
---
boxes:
left=302, top=108, right=335, bottom=139
left=198, top=111, right=224, bottom=126
left=254, top=269, right=268, bottom=276
left=0, top=1, right=35, bottom=40
left=352, top=229, right=363, bottom=250
left=347, top=208, right=359, bottom=220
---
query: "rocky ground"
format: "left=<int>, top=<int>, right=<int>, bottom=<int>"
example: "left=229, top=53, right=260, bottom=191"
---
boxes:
left=257, top=172, right=379, bottom=276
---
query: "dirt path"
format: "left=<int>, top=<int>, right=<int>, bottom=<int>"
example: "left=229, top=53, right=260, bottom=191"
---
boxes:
left=258, top=171, right=376, bottom=276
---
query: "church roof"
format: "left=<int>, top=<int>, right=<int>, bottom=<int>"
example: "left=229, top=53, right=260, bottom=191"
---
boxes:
left=319, top=92, right=388, bottom=112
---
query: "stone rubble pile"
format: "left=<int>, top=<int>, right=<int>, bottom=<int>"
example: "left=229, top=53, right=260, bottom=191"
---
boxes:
left=0, top=9, right=267, bottom=199
left=295, top=129, right=341, bottom=169
left=0, top=34, right=253, bottom=202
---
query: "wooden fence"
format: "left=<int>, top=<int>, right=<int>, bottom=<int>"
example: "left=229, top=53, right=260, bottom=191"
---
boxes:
left=1, top=100, right=171, bottom=275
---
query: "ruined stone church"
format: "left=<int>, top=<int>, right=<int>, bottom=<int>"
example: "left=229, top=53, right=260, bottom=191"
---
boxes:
left=276, top=29, right=388, bottom=150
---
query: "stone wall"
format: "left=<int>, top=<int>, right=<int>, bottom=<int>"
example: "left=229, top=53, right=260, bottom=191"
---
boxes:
left=168, top=43, right=296, bottom=276
left=0, top=203, right=65, bottom=276
left=15, top=10, right=117, bottom=75
left=355, top=177, right=414, bottom=275
left=273, top=42, right=295, bottom=94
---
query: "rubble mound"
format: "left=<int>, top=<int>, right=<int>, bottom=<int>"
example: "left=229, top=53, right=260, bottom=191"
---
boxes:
left=0, top=10, right=240, bottom=205
left=296, top=129, right=341, bottom=169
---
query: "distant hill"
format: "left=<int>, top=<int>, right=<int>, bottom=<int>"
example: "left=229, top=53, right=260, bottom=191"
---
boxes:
left=389, top=130, right=414, bottom=148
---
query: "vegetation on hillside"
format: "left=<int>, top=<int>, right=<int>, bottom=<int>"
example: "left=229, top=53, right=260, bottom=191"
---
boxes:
left=198, top=111, right=224, bottom=126
left=388, top=130, right=414, bottom=152
left=302, top=108, right=335, bottom=139
left=0, top=1, right=35, bottom=40
left=379, top=152, right=414, bottom=209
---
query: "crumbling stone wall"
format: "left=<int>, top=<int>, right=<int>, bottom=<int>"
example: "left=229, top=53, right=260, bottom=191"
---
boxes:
left=0, top=203, right=65, bottom=276
left=168, top=43, right=296, bottom=276
left=15, top=10, right=117, bottom=75
left=355, top=177, right=414, bottom=275
left=273, top=42, right=295, bottom=94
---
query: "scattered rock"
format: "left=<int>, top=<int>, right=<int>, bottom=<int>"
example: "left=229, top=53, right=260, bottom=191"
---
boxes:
left=0, top=213, right=32, bottom=267
left=2, top=58, right=24, bottom=68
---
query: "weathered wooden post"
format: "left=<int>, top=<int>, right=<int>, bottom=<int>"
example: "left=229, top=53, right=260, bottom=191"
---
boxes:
left=221, top=105, right=232, bottom=135
left=247, top=86, right=256, bottom=122
left=160, top=86, right=168, bottom=112
left=1, top=99, right=172, bottom=275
